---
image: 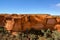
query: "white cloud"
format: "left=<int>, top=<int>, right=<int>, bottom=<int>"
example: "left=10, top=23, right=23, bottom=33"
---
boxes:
left=56, top=3, right=60, bottom=7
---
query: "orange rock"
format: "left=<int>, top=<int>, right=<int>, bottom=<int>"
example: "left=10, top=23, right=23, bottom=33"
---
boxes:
left=1, top=14, right=60, bottom=33
left=22, top=22, right=31, bottom=31
left=56, top=17, right=60, bottom=23
left=4, top=20, right=14, bottom=31
left=0, top=16, right=6, bottom=27
left=12, top=18, right=22, bottom=32
left=46, top=18, right=57, bottom=25
left=29, top=15, right=47, bottom=25
left=54, top=24, right=60, bottom=32
left=45, top=24, right=54, bottom=31
left=31, top=23, right=44, bottom=30
left=46, top=16, right=53, bottom=18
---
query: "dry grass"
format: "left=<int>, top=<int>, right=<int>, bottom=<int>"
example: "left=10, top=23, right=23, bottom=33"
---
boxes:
left=0, top=28, right=60, bottom=40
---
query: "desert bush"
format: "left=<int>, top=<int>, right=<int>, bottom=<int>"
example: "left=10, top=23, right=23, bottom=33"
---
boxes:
left=52, top=30, right=60, bottom=40
left=0, top=28, right=60, bottom=40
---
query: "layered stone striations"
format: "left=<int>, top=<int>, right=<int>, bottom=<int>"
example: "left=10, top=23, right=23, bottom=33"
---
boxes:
left=0, top=14, right=60, bottom=34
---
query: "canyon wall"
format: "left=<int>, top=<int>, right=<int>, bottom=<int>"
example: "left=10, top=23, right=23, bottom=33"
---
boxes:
left=0, top=14, right=60, bottom=32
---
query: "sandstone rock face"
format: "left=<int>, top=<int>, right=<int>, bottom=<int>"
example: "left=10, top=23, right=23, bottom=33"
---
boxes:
left=0, top=14, right=60, bottom=33
left=46, top=18, right=56, bottom=25
left=0, top=16, right=5, bottom=27
left=56, top=17, right=60, bottom=23
left=22, top=22, right=31, bottom=32
left=31, top=23, right=44, bottom=30
left=12, top=18, right=21, bottom=32
left=5, top=20, right=14, bottom=31
left=54, top=24, right=60, bottom=32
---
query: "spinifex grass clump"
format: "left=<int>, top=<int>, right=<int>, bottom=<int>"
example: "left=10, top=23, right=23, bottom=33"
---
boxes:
left=41, top=29, right=52, bottom=38
left=0, top=27, right=4, bottom=32
left=0, top=28, right=60, bottom=40
left=52, top=30, right=60, bottom=40
left=0, top=27, right=8, bottom=34
left=40, top=29, right=60, bottom=40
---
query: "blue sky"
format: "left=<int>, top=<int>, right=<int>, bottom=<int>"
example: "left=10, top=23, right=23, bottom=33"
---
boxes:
left=0, top=0, right=60, bottom=15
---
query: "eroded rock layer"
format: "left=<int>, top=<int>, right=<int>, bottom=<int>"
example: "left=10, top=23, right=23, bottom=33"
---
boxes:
left=0, top=14, right=60, bottom=32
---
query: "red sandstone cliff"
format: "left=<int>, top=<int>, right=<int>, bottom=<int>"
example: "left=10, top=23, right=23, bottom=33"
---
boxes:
left=0, top=14, right=60, bottom=34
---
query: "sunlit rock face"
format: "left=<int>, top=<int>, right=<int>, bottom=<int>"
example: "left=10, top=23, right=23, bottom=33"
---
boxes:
left=5, top=20, right=14, bottom=31
left=4, top=16, right=13, bottom=31
left=56, top=17, right=60, bottom=24
left=54, top=24, right=60, bottom=32
left=0, top=14, right=60, bottom=33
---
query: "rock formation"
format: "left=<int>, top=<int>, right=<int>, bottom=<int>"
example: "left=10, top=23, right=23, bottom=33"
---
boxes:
left=0, top=14, right=60, bottom=35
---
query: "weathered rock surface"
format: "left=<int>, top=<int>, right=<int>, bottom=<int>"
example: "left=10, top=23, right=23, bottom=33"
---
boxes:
left=0, top=14, right=60, bottom=34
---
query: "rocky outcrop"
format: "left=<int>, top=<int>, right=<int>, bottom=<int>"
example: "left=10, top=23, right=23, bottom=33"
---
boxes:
left=0, top=14, right=60, bottom=33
